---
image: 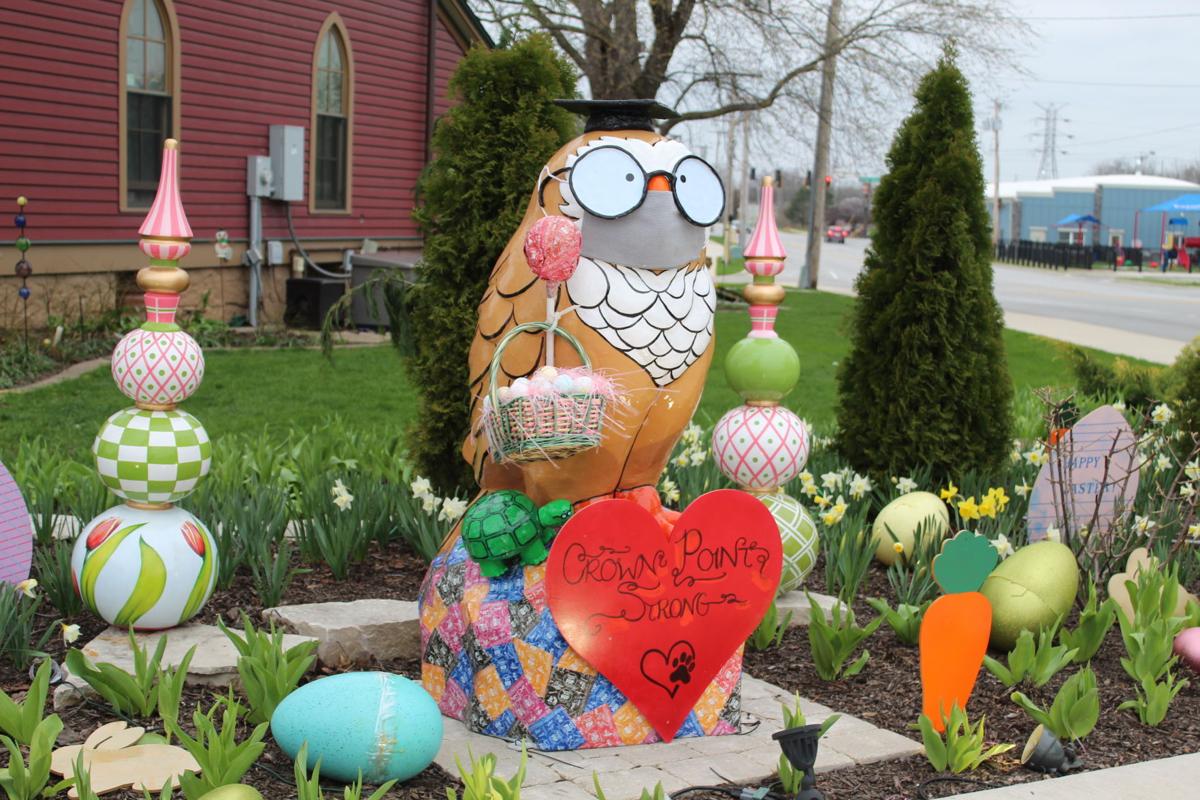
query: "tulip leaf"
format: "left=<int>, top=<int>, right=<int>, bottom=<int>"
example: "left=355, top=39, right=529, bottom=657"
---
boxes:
left=114, top=539, right=167, bottom=627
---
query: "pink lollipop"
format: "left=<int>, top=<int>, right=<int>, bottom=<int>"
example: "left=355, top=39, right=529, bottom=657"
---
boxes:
left=524, top=215, right=582, bottom=283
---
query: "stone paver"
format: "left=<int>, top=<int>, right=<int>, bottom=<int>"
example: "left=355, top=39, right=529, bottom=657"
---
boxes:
left=774, top=590, right=843, bottom=626
left=955, top=752, right=1200, bottom=799
left=433, top=674, right=921, bottom=800
left=263, top=598, right=419, bottom=666
left=54, top=623, right=317, bottom=710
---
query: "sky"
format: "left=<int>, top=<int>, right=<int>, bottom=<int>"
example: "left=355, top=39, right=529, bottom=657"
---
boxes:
left=970, top=0, right=1200, bottom=182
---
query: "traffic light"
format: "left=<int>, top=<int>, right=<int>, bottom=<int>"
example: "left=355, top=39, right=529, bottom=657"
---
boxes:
left=750, top=167, right=757, bottom=180
left=824, top=174, right=832, bottom=187
left=805, top=170, right=812, bottom=188
left=775, top=169, right=783, bottom=188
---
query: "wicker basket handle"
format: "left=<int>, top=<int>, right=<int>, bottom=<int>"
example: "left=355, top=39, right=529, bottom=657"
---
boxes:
left=488, top=321, right=593, bottom=411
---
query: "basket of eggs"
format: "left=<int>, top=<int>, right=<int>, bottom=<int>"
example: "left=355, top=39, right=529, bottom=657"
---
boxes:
left=483, top=321, right=615, bottom=464
left=481, top=215, right=618, bottom=464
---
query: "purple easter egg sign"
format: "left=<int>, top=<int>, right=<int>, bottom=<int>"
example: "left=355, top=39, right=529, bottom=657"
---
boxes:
left=0, top=460, right=34, bottom=586
left=1026, top=405, right=1139, bottom=542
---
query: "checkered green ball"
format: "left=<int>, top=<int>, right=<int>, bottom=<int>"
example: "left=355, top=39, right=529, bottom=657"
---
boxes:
left=93, top=408, right=212, bottom=504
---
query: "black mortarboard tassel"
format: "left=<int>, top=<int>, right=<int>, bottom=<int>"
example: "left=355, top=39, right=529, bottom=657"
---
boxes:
left=555, top=99, right=679, bottom=133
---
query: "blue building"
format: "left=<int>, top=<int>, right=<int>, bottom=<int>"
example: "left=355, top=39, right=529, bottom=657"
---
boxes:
left=985, top=175, right=1200, bottom=248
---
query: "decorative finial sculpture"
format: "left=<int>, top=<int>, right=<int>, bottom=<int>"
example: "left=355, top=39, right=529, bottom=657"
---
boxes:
left=13, top=196, right=32, bottom=351
left=712, top=176, right=815, bottom=593
left=71, top=139, right=218, bottom=631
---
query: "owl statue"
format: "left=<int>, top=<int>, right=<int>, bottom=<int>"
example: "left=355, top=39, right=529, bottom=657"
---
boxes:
left=463, top=99, right=725, bottom=511
left=418, top=102, right=746, bottom=750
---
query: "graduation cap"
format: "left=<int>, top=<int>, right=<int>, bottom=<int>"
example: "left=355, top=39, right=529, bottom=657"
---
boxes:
left=555, top=98, right=679, bottom=133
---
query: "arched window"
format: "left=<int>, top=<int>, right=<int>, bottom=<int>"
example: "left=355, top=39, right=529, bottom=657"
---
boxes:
left=311, top=15, right=353, bottom=211
left=120, top=0, right=180, bottom=210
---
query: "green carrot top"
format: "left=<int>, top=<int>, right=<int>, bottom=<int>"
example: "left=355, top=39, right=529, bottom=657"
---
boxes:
left=932, top=530, right=998, bottom=594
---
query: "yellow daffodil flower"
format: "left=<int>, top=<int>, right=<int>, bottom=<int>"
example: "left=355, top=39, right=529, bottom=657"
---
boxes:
left=958, top=496, right=981, bottom=520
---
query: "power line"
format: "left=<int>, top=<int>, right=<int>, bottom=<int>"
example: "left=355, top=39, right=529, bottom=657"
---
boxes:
left=1038, top=79, right=1200, bottom=89
left=1025, top=12, right=1200, bottom=21
left=1071, top=120, right=1200, bottom=148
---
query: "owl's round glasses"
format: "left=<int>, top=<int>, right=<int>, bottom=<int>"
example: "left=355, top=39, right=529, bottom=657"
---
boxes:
left=562, top=146, right=726, bottom=227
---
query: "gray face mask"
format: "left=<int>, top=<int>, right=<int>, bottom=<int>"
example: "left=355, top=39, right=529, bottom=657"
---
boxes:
left=579, top=192, right=706, bottom=269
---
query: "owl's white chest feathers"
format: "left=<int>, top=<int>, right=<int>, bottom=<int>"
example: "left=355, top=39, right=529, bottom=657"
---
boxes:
left=566, top=258, right=715, bottom=386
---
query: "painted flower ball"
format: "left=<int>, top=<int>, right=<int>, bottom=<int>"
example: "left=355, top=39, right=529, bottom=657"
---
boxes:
left=112, top=327, right=205, bottom=406
left=71, top=504, right=218, bottom=630
left=712, top=405, right=809, bottom=490
left=760, top=492, right=818, bottom=594
left=93, top=408, right=211, bottom=504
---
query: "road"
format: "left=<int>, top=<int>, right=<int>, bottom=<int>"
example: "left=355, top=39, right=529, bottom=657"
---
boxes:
left=764, top=232, right=1200, bottom=363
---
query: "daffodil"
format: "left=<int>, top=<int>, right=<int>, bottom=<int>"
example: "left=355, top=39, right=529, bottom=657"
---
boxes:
left=410, top=476, right=433, bottom=498
left=821, top=471, right=843, bottom=491
left=802, top=482, right=819, bottom=497
left=1155, top=453, right=1172, bottom=473
left=813, top=494, right=831, bottom=508
left=61, top=623, right=81, bottom=645
left=439, top=497, right=468, bottom=522
left=849, top=474, right=872, bottom=500
left=799, top=471, right=814, bottom=486
left=688, top=448, right=707, bottom=467
left=1182, top=483, right=1196, bottom=499
left=421, top=493, right=440, bottom=515
left=1025, top=448, right=1049, bottom=467
left=1189, top=523, right=1200, bottom=538
left=1152, top=403, right=1174, bottom=425
left=1134, top=515, right=1156, bottom=537
left=331, top=479, right=354, bottom=511
left=896, top=476, right=918, bottom=495
left=659, top=478, right=681, bottom=505
left=986, top=487, right=1010, bottom=512
left=940, top=482, right=960, bottom=502
left=1187, top=460, right=1200, bottom=481
left=1015, top=482, right=1032, bottom=498
left=994, top=534, right=1014, bottom=559
left=958, top=496, right=981, bottom=521
left=1114, top=400, right=1127, bottom=412
left=674, top=454, right=690, bottom=468
left=821, top=496, right=848, bottom=527
left=1045, top=525, right=1062, bottom=543
left=892, top=542, right=905, bottom=556
left=14, top=578, right=37, bottom=598
left=977, top=495, right=997, bottom=519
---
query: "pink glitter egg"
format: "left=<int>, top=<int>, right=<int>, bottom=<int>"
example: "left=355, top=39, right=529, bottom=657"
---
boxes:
left=1174, top=627, right=1200, bottom=673
left=523, top=216, right=581, bottom=283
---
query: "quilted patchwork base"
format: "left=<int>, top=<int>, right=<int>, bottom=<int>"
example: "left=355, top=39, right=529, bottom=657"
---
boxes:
left=418, top=536, right=744, bottom=750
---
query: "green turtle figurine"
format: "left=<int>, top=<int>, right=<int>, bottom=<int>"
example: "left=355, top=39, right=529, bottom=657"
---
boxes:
left=461, top=490, right=572, bottom=577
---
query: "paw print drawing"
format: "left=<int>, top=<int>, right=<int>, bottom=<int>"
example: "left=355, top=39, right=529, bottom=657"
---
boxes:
left=670, top=649, right=695, bottom=685
left=640, top=641, right=698, bottom=698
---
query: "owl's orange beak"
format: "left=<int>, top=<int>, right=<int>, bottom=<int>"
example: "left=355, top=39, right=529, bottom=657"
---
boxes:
left=647, top=174, right=671, bottom=192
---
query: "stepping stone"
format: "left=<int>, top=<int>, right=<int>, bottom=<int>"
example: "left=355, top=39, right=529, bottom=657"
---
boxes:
left=433, top=674, right=922, bottom=800
left=54, top=623, right=317, bottom=710
left=775, top=589, right=844, bottom=626
left=263, top=599, right=420, bottom=667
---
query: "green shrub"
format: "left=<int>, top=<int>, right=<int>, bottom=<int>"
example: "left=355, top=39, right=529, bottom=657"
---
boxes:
left=1161, top=335, right=1200, bottom=435
left=1066, top=346, right=1160, bottom=415
left=407, top=36, right=578, bottom=493
left=747, top=600, right=792, bottom=651
left=218, top=615, right=317, bottom=725
left=917, top=705, right=1013, bottom=774
left=807, top=592, right=881, bottom=680
left=1011, top=665, right=1100, bottom=742
left=983, top=623, right=1076, bottom=688
left=836, top=46, right=1011, bottom=479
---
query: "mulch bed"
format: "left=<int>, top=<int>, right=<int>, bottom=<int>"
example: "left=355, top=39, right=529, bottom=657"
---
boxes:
left=5, top=546, right=1199, bottom=799
left=744, top=561, right=1200, bottom=799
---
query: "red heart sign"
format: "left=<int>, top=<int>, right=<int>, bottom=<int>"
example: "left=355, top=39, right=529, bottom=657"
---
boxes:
left=546, top=489, right=781, bottom=741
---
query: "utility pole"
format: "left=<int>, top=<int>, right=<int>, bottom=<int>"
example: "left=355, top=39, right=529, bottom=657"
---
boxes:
left=740, top=111, right=751, bottom=248
left=801, top=0, right=842, bottom=290
left=1134, top=150, right=1156, bottom=175
left=721, top=113, right=737, bottom=271
left=983, top=100, right=1002, bottom=245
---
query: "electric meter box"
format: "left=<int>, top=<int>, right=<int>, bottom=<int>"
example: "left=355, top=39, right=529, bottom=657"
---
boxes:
left=269, top=125, right=305, bottom=202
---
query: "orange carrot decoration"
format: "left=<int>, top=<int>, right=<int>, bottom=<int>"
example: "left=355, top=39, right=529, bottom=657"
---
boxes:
left=919, top=530, right=998, bottom=732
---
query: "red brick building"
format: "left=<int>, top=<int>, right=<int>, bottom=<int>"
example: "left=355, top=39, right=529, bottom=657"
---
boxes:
left=0, top=0, right=487, bottom=325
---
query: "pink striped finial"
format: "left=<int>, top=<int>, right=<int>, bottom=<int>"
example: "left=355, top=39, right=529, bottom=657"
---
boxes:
left=138, top=139, right=193, bottom=261
left=743, top=177, right=786, bottom=276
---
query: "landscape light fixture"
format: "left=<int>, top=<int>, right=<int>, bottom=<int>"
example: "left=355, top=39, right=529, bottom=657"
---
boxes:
left=1021, top=725, right=1081, bottom=775
left=772, top=723, right=825, bottom=800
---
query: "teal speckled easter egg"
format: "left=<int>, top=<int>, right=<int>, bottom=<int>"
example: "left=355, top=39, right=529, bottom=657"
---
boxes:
left=271, top=672, right=443, bottom=784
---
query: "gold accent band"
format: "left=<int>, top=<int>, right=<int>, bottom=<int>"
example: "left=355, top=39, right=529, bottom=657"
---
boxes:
left=126, top=500, right=173, bottom=511
left=137, top=266, right=190, bottom=294
left=745, top=400, right=780, bottom=407
left=743, top=283, right=786, bottom=306
left=164, top=138, right=179, bottom=150
left=136, top=401, right=178, bottom=412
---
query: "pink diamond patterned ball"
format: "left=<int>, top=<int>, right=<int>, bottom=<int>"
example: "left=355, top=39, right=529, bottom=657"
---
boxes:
left=112, top=327, right=205, bottom=405
left=712, top=405, right=809, bottom=490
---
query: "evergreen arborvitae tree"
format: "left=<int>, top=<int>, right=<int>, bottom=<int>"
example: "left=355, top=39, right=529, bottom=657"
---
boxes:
left=409, top=36, right=577, bottom=493
left=836, top=48, right=1012, bottom=479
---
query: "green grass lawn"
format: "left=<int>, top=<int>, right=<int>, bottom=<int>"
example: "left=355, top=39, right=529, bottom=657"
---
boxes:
left=0, top=291, right=1141, bottom=460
